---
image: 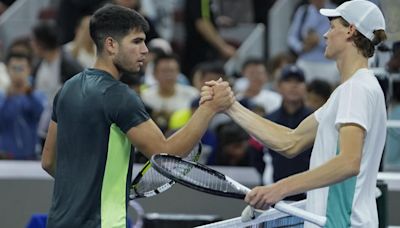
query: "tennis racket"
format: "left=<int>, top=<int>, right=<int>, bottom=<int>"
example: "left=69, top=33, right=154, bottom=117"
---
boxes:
left=129, top=143, right=202, bottom=199
left=150, top=153, right=327, bottom=227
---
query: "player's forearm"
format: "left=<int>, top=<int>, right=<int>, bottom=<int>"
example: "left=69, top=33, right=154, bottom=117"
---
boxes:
left=165, top=105, right=215, bottom=157
left=44, top=165, right=56, bottom=178
left=42, top=156, right=56, bottom=178
left=277, top=154, right=360, bottom=198
left=226, top=101, right=298, bottom=157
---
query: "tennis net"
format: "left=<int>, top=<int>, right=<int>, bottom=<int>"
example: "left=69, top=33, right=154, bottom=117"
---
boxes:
left=196, top=200, right=309, bottom=228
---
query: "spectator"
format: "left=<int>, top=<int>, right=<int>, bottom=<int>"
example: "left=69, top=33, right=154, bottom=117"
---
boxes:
left=111, top=0, right=160, bottom=42
left=213, top=121, right=264, bottom=171
left=182, top=0, right=236, bottom=78
left=120, top=72, right=153, bottom=116
left=263, top=64, right=313, bottom=201
left=235, top=58, right=282, bottom=116
left=169, top=62, right=229, bottom=132
left=6, top=37, right=37, bottom=84
left=266, top=52, right=296, bottom=87
left=1, top=37, right=35, bottom=94
left=140, top=0, right=177, bottom=41
left=143, top=38, right=189, bottom=87
left=64, top=15, right=96, bottom=68
left=31, top=20, right=83, bottom=144
left=387, top=41, right=400, bottom=73
left=0, top=52, right=45, bottom=159
left=169, top=62, right=227, bottom=163
left=56, top=0, right=104, bottom=44
left=7, top=36, right=34, bottom=58
left=287, top=0, right=339, bottom=85
left=32, top=20, right=83, bottom=103
left=0, top=61, right=9, bottom=94
left=305, top=78, right=332, bottom=111
left=383, top=81, right=400, bottom=171
left=142, top=38, right=172, bottom=86
left=141, top=53, right=198, bottom=131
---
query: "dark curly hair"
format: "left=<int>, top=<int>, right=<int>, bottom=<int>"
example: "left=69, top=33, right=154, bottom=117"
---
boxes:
left=89, top=4, right=149, bottom=53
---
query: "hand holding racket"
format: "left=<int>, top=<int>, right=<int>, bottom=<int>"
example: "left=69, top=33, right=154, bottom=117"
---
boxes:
left=150, top=153, right=327, bottom=227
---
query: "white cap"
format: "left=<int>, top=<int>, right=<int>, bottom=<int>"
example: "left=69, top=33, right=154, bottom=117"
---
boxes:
left=320, top=0, right=385, bottom=41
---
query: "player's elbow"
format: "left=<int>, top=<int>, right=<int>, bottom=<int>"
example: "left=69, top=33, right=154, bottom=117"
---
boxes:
left=41, top=156, right=55, bottom=176
left=344, top=157, right=361, bottom=177
left=275, top=135, right=303, bottom=159
left=282, top=146, right=302, bottom=159
left=347, top=164, right=360, bottom=177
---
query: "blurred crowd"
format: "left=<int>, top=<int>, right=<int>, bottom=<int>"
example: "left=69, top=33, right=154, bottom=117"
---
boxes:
left=0, top=0, right=399, bottom=188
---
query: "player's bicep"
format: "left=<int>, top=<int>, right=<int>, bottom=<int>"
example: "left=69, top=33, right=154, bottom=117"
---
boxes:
left=338, top=123, right=365, bottom=173
left=289, top=114, right=318, bottom=156
left=41, top=120, right=57, bottom=177
left=126, top=119, right=167, bottom=159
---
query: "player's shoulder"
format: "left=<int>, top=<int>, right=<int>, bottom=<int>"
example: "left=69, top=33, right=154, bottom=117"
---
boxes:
left=341, top=69, right=381, bottom=94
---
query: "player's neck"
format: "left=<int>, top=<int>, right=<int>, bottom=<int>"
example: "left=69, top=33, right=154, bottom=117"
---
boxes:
left=337, top=50, right=368, bottom=83
left=93, top=57, right=120, bottom=80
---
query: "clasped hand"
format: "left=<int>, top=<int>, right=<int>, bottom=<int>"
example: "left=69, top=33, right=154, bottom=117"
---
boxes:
left=199, top=78, right=235, bottom=112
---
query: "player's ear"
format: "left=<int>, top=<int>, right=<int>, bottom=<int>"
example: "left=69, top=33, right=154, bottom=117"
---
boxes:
left=104, top=37, right=119, bottom=56
left=347, top=24, right=357, bottom=40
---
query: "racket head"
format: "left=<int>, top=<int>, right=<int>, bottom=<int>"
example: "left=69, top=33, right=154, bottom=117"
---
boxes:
left=130, top=142, right=202, bottom=199
left=150, top=153, right=247, bottom=199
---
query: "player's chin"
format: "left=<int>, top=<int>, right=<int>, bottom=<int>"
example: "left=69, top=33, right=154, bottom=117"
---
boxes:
left=324, top=50, right=333, bottom=60
left=136, top=62, right=144, bottom=70
left=130, top=64, right=141, bottom=72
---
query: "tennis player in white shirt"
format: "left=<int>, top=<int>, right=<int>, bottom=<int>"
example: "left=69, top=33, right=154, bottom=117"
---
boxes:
left=201, top=0, right=388, bottom=227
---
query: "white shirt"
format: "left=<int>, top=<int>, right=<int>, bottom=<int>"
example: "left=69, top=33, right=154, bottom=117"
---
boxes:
left=141, top=84, right=199, bottom=114
left=0, top=62, right=10, bottom=93
left=35, top=56, right=62, bottom=138
left=35, top=55, right=62, bottom=105
left=306, top=69, right=386, bottom=228
left=64, top=42, right=96, bottom=68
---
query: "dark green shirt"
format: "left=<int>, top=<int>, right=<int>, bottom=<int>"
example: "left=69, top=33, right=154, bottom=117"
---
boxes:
left=47, top=69, right=149, bottom=228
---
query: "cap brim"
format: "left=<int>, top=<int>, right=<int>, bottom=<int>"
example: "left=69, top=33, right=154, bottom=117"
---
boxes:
left=320, top=8, right=341, bottom=17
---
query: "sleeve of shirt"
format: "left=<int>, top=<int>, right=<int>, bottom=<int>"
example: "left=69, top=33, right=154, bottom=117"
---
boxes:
left=22, top=91, right=46, bottom=122
left=314, top=102, right=326, bottom=123
left=335, top=82, right=371, bottom=132
left=104, top=85, right=150, bottom=133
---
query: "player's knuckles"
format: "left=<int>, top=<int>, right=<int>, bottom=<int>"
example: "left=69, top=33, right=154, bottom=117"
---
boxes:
left=205, top=80, right=217, bottom=86
left=261, top=196, right=272, bottom=205
left=200, top=91, right=212, bottom=97
left=255, top=201, right=265, bottom=210
left=201, top=85, right=212, bottom=92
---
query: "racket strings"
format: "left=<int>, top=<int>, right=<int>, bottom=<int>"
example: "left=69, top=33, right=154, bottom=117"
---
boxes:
left=131, top=143, right=202, bottom=198
left=133, top=166, right=171, bottom=194
left=160, top=157, right=244, bottom=195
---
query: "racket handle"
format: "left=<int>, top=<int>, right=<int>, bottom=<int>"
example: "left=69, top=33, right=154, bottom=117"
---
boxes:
left=274, top=201, right=326, bottom=227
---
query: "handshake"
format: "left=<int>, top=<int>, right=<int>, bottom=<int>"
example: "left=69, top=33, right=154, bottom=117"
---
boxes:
left=199, top=78, right=236, bottom=113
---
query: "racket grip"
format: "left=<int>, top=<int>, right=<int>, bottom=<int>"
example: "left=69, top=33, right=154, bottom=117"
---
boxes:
left=274, top=201, right=326, bottom=227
